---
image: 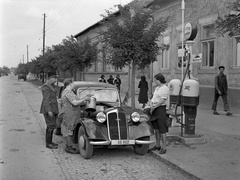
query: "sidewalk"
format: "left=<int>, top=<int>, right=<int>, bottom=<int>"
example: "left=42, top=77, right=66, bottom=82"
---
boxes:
left=127, top=95, right=240, bottom=180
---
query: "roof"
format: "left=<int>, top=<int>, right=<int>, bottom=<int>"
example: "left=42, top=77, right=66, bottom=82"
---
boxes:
left=73, top=81, right=116, bottom=89
left=73, top=0, right=154, bottom=38
left=74, top=11, right=120, bottom=38
left=147, top=0, right=179, bottom=8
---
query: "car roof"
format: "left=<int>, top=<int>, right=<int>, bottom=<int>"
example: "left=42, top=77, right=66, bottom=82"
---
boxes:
left=73, top=81, right=116, bottom=89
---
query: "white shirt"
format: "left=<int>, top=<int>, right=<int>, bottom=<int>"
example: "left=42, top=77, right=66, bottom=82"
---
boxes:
left=151, top=84, right=169, bottom=107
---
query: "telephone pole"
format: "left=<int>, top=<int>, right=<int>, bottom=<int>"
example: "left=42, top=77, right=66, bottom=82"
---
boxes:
left=42, top=13, right=46, bottom=83
left=27, top=45, right=29, bottom=63
left=43, top=13, right=46, bottom=56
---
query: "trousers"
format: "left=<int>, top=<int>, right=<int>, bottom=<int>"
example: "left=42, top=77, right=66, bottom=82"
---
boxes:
left=43, top=114, right=57, bottom=129
left=211, top=92, right=230, bottom=111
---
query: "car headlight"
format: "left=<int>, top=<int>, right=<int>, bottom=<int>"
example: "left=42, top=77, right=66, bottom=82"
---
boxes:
left=131, top=112, right=140, bottom=122
left=96, top=112, right=106, bottom=123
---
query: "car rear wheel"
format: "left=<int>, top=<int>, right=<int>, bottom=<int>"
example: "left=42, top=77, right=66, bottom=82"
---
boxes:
left=78, top=126, right=93, bottom=159
left=133, top=136, right=150, bottom=155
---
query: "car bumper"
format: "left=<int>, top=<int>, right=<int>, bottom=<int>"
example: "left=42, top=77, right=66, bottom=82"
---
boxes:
left=89, top=140, right=155, bottom=145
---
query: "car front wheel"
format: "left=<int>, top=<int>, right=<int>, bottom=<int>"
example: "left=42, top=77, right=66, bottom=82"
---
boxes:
left=133, top=136, right=150, bottom=155
left=78, top=126, right=93, bottom=159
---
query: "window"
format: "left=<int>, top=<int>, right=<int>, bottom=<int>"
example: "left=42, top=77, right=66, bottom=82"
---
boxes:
left=201, top=24, right=215, bottom=67
left=233, top=36, right=240, bottom=67
left=157, top=35, right=170, bottom=69
left=202, top=40, right=214, bottom=67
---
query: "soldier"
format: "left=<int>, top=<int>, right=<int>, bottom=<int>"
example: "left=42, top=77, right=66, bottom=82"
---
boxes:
left=40, top=72, right=59, bottom=149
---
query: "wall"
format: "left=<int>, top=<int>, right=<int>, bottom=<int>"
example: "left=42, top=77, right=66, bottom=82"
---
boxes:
left=150, top=0, right=240, bottom=112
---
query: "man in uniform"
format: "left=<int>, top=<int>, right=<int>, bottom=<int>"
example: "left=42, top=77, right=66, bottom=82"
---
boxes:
left=40, top=72, right=59, bottom=149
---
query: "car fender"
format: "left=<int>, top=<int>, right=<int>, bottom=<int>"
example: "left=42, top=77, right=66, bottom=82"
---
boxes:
left=80, top=118, right=108, bottom=140
left=129, top=121, right=154, bottom=140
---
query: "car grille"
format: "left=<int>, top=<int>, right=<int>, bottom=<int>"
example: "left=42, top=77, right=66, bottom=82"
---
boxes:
left=107, top=110, right=128, bottom=140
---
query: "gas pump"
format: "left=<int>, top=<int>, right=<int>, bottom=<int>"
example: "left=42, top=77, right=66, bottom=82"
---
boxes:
left=182, top=79, right=199, bottom=134
left=168, top=79, right=182, bottom=127
left=169, top=79, right=181, bottom=105
left=168, top=22, right=200, bottom=135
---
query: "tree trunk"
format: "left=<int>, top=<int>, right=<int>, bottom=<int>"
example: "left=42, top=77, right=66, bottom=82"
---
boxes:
left=41, top=72, right=45, bottom=83
left=131, top=61, right=135, bottom=108
left=73, top=68, right=77, bottom=80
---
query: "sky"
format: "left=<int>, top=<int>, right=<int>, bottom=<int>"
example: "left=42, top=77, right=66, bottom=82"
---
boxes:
left=0, top=0, right=133, bottom=68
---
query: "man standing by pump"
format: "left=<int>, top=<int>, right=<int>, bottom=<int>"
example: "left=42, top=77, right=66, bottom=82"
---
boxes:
left=40, top=72, right=59, bottom=149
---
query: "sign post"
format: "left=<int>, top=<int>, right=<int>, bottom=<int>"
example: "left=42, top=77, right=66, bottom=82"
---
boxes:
left=184, top=22, right=198, bottom=79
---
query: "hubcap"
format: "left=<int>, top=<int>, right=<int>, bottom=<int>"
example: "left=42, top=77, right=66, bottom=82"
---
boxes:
left=79, top=136, right=85, bottom=149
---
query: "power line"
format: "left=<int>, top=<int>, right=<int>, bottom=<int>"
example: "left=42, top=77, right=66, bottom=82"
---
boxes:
left=46, top=0, right=72, bottom=27
left=46, top=0, right=81, bottom=32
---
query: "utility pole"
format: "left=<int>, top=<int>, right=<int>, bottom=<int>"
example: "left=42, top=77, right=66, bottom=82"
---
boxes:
left=181, top=0, right=185, bottom=137
left=42, top=13, right=46, bottom=83
left=27, top=45, right=29, bottom=63
left=23, top=54, right=24, bottom=64
left=181, top=0, right=185, bottom=81
left=43, top=13, right=46, bottom=56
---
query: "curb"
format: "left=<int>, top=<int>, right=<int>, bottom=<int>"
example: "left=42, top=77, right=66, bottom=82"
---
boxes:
left=150, top=151, right=201, bottom=180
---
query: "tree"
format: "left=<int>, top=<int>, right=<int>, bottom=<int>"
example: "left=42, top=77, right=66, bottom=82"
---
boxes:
left=24, top=35, right=97, bottom=81
left=57, top=36, right=98, bottom=79
left=0, top=66, right=11, bottom=75
left=101, top=4, right=169, bottom=108
left=215, top=0, right=240, bottom=37
left=15, top=63, right=28, bottom=75
left=28, top=59, right=41, bottom=77
left=41, top=47, right=58, bottom=74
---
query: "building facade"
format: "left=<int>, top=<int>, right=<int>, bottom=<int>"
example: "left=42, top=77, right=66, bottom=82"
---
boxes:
left=74, top=0, right=240, bottom=113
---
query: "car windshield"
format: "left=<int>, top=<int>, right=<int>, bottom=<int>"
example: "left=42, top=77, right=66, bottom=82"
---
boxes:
left=77, top=87, right=120, bottom=103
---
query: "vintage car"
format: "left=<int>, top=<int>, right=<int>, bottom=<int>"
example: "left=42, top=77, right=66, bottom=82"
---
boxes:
left=18, top=74, right=27, bottom=81
left=71, top=81, right=154, bottom=159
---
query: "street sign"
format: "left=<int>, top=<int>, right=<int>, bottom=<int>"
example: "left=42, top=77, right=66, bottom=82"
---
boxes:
left=191, top=53, right=202, bottom=63
left=178, top=49, right=185, bottom=57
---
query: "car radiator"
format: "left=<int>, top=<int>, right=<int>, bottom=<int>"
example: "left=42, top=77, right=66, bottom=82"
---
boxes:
left=107, top=109, right=128, bottom=140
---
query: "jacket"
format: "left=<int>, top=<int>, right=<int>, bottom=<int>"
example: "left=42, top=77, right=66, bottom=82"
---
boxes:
left=40, top=83, right=59, bottom=115
left=214, top=73, right=228, bottom=94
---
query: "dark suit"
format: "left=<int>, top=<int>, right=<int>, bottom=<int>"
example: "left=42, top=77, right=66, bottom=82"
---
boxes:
left=40, top=83, right=59, bottom=128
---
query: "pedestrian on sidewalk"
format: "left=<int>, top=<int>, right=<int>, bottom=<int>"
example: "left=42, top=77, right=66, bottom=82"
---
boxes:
left=149, top=73, right=169, bottom=154
left=58, top=78, right=91, bottom=154
left=138, top=75, right=148, bottom=108
left=107, top=75, right=114, bottom=85
left=98, top=75, right=106, bottom=83
left=211, top=66, right=232, bottom=116
left=40, top=72, right=59, bottom=149
left=114, top=74, right=121, bottom=92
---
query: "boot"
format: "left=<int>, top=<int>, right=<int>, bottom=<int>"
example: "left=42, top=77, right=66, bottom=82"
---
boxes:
left=55, top=127, right=62, bottom=136
left=65, top=146, right=78, bottom=154
left=49, top=128, right=58, bottom=147
left=46, top=128, right=58, bottom=149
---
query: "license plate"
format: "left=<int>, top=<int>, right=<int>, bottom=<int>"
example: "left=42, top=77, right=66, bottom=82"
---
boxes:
left=111, top=140, right=135, bottom=145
